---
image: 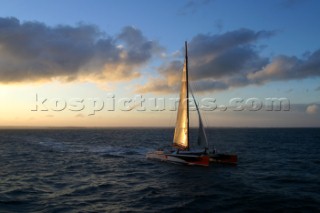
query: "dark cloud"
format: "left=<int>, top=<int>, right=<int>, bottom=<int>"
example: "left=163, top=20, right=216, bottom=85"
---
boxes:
left=117, top=26, right=160, bottom=64
left=189, top=29, right=275, bottom=56
left=191, top=80, right=228, bottom=92
left=213, top=19, right=224, bottom=32
left=187, top=29, right=273, bottom=81
left=136, top=28, right=320, bottom=94
left=0, top=17, right=159, bottom=83
left=190, top=46, right=268, bottom=80
left=160, top=29, right=274, bottom=80
left=248, top=50, right=320, bottom=84
left=136, top=28, right=274, bottom=93
left=179, top=0, right=214, bottom=15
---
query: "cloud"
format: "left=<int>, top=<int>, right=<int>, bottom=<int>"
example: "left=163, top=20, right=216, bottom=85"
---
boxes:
left=248, top=50, right=320, bottom=84
left=191, top=80, right=228, bottom=92
left=136, top=28, right=274, bottom=93
left=0, top=17, right=159, bottom=84
left=186, top=29, right=274, bottom=85
left=306, top=104, right=319, bottom=114
left=136, top=28, right=320, bottom=94
left=179, top=0, right=214, bottom=15
left=213, top=19, right=224, bottom=32
left=2, top=18, right=319, bottom=94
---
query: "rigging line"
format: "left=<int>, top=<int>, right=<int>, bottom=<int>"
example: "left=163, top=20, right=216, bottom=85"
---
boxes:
left=198, top=82, right=210, bottom=129
left=192, top=81, right=210, bottom=129
left=192, top=81, right=213, bottom=150
left=188, top=83, right=196, bottom=149
left=188, top=87, right=197, bottom=149
left=189, top=84, right=209, bottom=149
left=189, top=83, right=198, bottom=122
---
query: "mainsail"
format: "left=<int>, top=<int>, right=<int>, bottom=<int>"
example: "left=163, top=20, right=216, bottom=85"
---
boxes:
left=173, top=42, right=189, bottom=150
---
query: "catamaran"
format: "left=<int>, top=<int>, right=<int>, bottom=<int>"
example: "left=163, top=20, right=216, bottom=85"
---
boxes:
left=146, top=42, right=237, bottom=166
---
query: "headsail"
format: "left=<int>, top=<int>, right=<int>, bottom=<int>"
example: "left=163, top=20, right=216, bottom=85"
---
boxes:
left=173, top=42, right=189, bottom=150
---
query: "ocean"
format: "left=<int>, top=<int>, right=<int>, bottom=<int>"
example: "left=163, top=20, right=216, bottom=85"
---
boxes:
left=0, top=128, right=319, bottom=212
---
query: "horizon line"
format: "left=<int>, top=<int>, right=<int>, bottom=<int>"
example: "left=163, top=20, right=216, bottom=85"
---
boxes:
left=0, top=125, right=319, bottom=129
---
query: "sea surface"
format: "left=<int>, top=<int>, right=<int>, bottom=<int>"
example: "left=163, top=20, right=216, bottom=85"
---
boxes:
left=0, top=128, right=319, bottom=212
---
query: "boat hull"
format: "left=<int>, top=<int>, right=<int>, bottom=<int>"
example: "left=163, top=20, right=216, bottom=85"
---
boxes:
left=146, top=151, right=209, bottom=166
left=210, top=153, right=238, bottom=164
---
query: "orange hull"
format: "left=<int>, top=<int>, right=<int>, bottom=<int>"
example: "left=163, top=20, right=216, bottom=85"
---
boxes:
left=210, top=153, right=238, bottom=164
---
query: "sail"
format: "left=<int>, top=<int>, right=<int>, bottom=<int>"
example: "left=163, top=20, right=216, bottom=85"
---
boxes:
left=190, top=87, right=209, bottom=149
left=173, top=43, right=189, bottom=150
left=198, top=116, right=208, bottom=148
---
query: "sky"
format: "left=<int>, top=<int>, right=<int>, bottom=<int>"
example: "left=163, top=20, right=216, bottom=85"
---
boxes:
left=0, top=0, right=319, bottom=127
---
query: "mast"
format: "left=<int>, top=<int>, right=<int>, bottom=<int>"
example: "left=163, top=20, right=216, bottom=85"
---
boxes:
left=185, top=41, right=190, bottom=151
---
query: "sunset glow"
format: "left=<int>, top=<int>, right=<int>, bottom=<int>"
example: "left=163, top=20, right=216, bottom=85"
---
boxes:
left=0, top=0, right=319, bottom=127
